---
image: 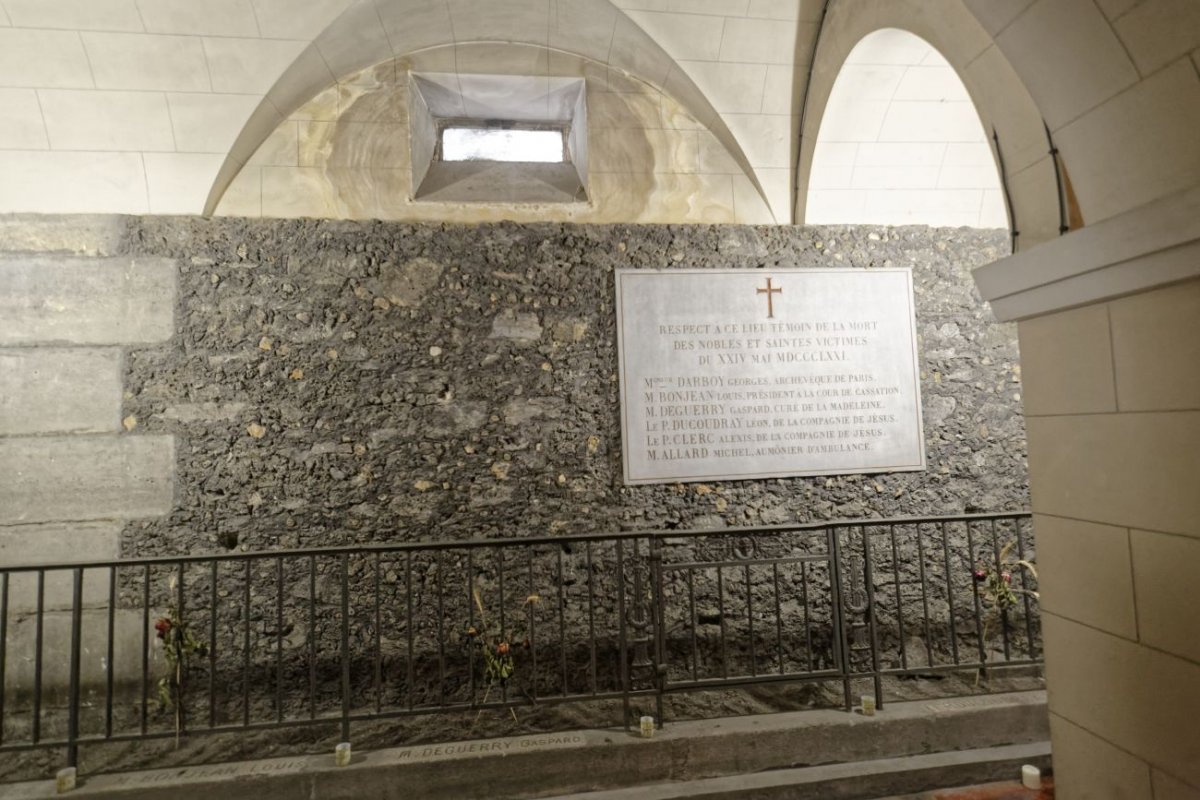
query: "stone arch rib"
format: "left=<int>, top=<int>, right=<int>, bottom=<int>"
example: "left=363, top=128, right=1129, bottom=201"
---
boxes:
left=794, top=0, right=1055, bottom=246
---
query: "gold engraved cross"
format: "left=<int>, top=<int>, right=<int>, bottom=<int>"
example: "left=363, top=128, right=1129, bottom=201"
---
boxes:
left=756, top=277, right=782, bottom=319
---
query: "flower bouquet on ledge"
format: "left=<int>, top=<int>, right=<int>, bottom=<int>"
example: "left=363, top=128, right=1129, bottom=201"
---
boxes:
left=972, top=540, right=1038, bottom=685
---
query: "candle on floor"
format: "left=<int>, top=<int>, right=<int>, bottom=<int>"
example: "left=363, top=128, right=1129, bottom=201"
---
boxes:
left=640, top=715, right=655, bottom=738
left=335, top=742, right=352, bottom=767
left=861, top=695, right=876, bottom=716
left=1021, top=764, right=1041, bottom=789
left=56, top=767, right=76, bottom=794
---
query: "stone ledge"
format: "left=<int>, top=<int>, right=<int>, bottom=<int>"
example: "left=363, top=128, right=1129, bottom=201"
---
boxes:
left=3, top=691, right=1047, bottom=799
left=973, top=183, right=1200, bottom=321
left=0, top=256, right=176, bottom=346
left=0, top=435, right=175, bottom=525
left=540, top=742, right=1053, bottom=799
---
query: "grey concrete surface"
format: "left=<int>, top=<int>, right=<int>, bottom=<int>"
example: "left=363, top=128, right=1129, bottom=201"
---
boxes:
left=0, top=435, right=175, bottom=525
left=0, top=256, right=175, bottom=346
left=0, top=215, right=127, bottom=257
left=539, top=743, right=1052, bottom=799
left=3, top=691, right=1047, bottom=800
left=0, top=348, right=123, bottom=435
left=0, top=522, right=120, bottom=610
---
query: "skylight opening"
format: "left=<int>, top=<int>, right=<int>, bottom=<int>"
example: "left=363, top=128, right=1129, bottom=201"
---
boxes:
left=441, top=126, right=567, bottom=163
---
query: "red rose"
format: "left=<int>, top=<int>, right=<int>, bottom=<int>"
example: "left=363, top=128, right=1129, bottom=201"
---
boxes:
left=155, top=617, right=173, bottom=640
left=1002, top=572, right=1012, bottom=584
left=496, top=642, right=510, bottom=656
left=973, top=569, right=987, bottom=583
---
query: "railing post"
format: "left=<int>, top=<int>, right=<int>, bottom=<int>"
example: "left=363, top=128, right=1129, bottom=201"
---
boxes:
left=67, top=568, right=84, bottom=769
left=648, top=536, right=666, bottom=728
left=340, top=553, right=351, bottom=743
left=827, top=527, right=852, bottom=711
left=861, top=527, right=882, bottom=710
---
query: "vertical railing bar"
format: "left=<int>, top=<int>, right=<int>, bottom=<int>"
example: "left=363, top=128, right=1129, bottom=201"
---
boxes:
left=106, top=566, right=116, bottom=739
left=1017, top=520, right=1037, bottom=658
left=991, top=519, right=1012, bottom=661
left=33, top=569, right=44, bottom=743
left=275, top=557, right=284, bottom=723
left=467, top=549, right=477, bottom=700
left=915, top=524, right=935, bottom=668
left=178, top=560, right=188, bottom=734
left=209, top=561, right=218, bottom=729
left=650, top=537, right=666, bottom=729
left=374, top=552, right=382, bottom=714
left=340, top=553, right=351, bottom=742
left=527, top=548, right=538, bottom=703
left=744, top=562, right=756, bottom=677
left=716, top=565, right=728, bottom=680
left=496, top=546, right=507, bottom=639
left=556, top=548, right=567, bottom=695
left=800, top=559, right=812, bottom=673
left=242, top=560, right=250, bottom=728
left=940, top=522, right=960, bottom=666
left=616, top=539, right=629, bottom=727
left=966, top=523, right=986, bottom=664
left=436, top=550, right=447, bottom=704
left=66, top=568, right=83, bottom=767
left=828, top=528, right=852, bottom=711
left=585, top=540, right=597, bottom=695
left=862, top=528, right=882, bottom=710
left=406, top=551, right=414, bottom=712
left=0, top=573, right=7, bottom=746
left=772, top=562, right=784, bottom=676
left=889, top=525, right=906, bottom=671
left=496, top=547, right=506, bottom=704
left=309, top=555, right=317, bottom=720
left=687, top=568, right=698, bottom=682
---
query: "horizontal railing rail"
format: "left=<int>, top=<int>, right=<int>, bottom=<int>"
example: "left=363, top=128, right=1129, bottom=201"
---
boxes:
left=0, top=512, right=1039, bottom=781
left=0, top=512, right=1032, bottom=572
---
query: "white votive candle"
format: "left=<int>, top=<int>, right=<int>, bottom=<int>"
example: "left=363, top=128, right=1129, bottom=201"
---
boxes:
left=335, top=742, right=352, bottom=767
left=639, top=715, right=655, bottom=738
left=861, top=695, right=876, bottom=716
left=1022, top=764, right=1041, bottom=789
left=56, top=767, right=76, bottom=794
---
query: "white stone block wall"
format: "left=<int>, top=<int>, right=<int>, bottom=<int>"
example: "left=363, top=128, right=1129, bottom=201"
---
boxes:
left=0, top=216, right=176, bottom=695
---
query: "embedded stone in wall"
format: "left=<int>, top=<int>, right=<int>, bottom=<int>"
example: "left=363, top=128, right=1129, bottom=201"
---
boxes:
left=374, top=257, right=444, bottom=307
left=490, top=310, right=543, bottom=341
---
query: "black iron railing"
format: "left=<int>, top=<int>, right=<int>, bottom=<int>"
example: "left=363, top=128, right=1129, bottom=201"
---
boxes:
left=0, top=512, right=1038, bottom=779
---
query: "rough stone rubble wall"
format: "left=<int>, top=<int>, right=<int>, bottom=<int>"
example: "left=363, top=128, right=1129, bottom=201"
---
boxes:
left=120, top=218, right=1026, bottom=557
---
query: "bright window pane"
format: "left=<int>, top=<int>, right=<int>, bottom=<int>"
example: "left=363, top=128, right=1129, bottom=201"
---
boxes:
left=442, top=127, right=564, bottom=163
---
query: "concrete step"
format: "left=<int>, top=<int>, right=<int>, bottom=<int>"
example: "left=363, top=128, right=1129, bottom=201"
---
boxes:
left=0, top=214, right=127, bottom=257
left=539, top=742, right=1051, bottom=800
left=4, top=691, right=1048, bottom=799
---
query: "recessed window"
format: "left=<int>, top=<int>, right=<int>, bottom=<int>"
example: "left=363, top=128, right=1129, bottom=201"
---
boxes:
left=409, top=73, right=588, bottom=204
left=442, top=126, right=567, bottom=163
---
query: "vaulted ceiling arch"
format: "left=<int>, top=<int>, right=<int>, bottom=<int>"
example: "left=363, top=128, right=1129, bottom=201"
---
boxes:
left=203, top=0, right=770, bottom=217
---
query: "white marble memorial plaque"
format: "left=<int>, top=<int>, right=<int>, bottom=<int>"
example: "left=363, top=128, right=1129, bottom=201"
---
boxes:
left=616, top=268, right=925, bottom=484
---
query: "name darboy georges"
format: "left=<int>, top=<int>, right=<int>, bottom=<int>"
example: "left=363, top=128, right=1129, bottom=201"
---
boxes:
left=615, top=269, right=925, bottom=484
